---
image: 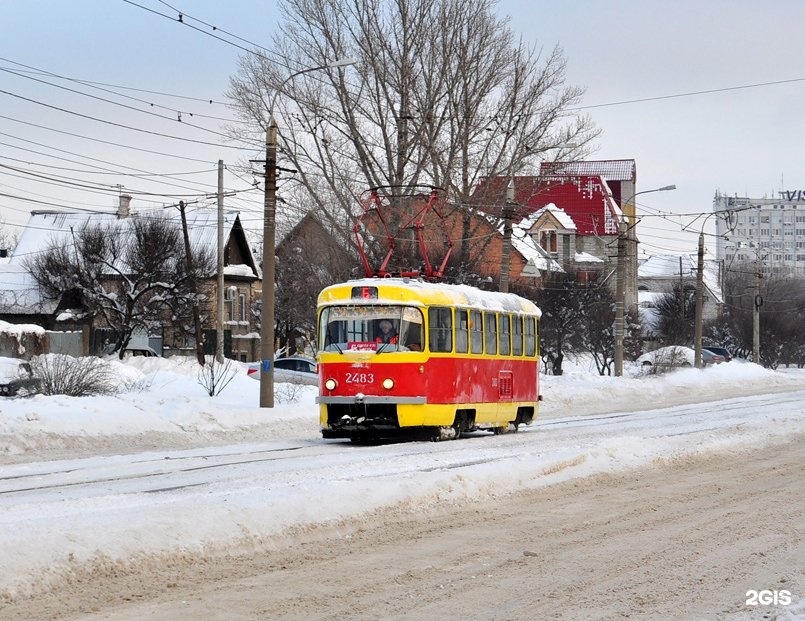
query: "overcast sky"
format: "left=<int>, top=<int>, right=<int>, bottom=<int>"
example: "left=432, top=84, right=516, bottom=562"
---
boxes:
left=3, top=1, right=804, bottom=256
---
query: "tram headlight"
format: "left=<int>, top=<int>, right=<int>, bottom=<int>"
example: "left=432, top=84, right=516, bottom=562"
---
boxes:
left=324, top=378, right=337, bottom=391
left=382, top=378, right=394, bottom=390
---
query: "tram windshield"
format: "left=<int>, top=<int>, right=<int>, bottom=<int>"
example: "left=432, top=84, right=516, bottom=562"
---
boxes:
left=319, top=305, right=424, bottom=353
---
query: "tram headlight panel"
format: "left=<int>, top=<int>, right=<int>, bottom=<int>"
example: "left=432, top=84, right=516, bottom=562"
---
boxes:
left=324, top=378, right=337, bottom=391
left=382, top=378, right=394, bottom=390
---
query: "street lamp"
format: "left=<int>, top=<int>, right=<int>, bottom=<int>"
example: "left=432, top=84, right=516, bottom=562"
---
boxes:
left=260, top=57, right=357, bottom=408
left=614, top=184, right=676, bottom=377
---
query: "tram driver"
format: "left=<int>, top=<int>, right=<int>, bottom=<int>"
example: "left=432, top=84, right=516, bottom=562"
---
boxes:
left=375, top=319, right=398, bottom=345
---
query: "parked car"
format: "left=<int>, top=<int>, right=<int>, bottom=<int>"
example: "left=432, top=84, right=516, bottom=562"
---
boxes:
left=636, top=346, right=725, bottom=369
left=0, top=357, right=40, bottom=397
left=122, top=346, right=160, bottom=357
left=246, top=356, right=318, bottom=386
left=702, top=346, right=733, bottom=362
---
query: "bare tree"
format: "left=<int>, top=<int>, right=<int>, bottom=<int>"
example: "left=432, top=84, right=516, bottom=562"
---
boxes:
left=577, top=278, right=642, bottom=376
left=0, top=217, right=18, bottom=256
left=722, top=264, right=805, bottom=368
left=275, top=233, right=355, bottom=355
left=535, top=272, right=586, bottom=375
left=227, top=0, right=598, bottom=275
left=25, top=216, right=213, bottom=357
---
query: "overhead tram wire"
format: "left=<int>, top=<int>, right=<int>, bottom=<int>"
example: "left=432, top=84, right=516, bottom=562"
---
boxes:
left=0, top=164, right=223, bottom=200
left=0, top=114, right=227, bottom=164
left=0, top=152, right=216, bottom=179
left=111, top=3, right=805, bottom=132
left=0, top=69, right=242, bottom=143
left=0, top=59, right=246, bottom=125
left=0, top=89, right=259, bottom=151
left=0, top=150, right=224, bottom=196
left=122, top=0, right=363, bottom=94
left=0, top=131, right=239, bottom=197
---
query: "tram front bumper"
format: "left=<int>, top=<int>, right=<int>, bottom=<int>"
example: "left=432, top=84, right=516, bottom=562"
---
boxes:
left=316, top=395, right=427, bottom=405
left=317, top=395, right=426, bottom=433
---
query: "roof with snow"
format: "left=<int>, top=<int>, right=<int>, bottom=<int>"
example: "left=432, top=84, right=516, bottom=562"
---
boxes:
left=526, top=204, right=577, bottom=231
left=3, top=207, right=258, bottom=315
left=540, top=159, right=636, bottom=182
left=638, top=254, right=723, bottom=304
left=472, top=174, right=623, bottom=237
left=12, top=208, right=254, bottom=271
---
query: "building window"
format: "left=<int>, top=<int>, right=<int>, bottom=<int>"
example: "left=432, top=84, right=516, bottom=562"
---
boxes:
left=238, top=294, right=246, bottom=322
left=540, top=230, right=557, bottom=253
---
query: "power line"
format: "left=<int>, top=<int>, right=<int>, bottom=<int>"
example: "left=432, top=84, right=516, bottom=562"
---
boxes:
left=0, top=88, right=256, bottom=150
left=0, top=114, right=224, bottom=164
left=574, top=77, right=805, bottom=111
left=0, top=58, right=244, bottom=124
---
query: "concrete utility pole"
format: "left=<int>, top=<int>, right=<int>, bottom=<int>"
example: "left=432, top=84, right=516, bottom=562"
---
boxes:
left=679, top=256, right=685, bottom=319
left=614, top=185, right=675, bottom=376
left=614, top=219, right=627, bottom=376
left=260, top=124, right=278, bottom=408
left=259, top=58, right=356, bottom=409
left=693, top=232, right=705, bottom=368
left=216, top=160, right=225, bottom=363
left=753, top=257, right=763, bottom=364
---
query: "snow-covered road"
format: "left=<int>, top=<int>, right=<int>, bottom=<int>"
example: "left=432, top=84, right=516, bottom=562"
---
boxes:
left=2, top=371, right=804, bottom=601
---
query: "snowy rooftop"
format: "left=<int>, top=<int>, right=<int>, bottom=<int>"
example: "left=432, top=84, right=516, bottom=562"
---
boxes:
left=638, top=254, right=723, bottom=303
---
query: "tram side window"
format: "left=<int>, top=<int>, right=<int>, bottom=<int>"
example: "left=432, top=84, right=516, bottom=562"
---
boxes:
left=484, top=312, right=497, bottom=355
left=512, top=315, right=523, bottom=355
left=470, top=310, right=483, bottom=354
left=455, top=309, right=469, bottom=353
left=524, top=316, right=536, bottom=356
left=428, top=307, right=453, bottom=352
left=499, top=313, right=511, bottom=355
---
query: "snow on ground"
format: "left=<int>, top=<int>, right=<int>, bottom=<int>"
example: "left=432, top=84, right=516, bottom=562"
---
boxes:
left=0, top=355, right=804, bottom=602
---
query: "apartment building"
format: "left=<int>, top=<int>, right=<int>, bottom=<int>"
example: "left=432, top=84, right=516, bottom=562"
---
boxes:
left=713, top=190, right=805, bottom=272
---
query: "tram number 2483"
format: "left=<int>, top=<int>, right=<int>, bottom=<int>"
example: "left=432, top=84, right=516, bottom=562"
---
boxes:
left=345, top=372, right=376, bottom=384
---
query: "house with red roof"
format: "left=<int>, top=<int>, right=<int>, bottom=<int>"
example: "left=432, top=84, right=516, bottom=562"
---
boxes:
left=471, top=159, right=638, bottom=298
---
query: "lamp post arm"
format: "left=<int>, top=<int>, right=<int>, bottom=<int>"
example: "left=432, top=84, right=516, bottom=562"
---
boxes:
left=266, top=58, right=358, bottom=128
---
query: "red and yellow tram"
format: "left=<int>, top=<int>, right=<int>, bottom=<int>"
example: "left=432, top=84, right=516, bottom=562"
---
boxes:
left=316, top=278, right=541, bottom=441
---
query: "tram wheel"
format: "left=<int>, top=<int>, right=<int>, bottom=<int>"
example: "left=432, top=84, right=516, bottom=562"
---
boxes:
left=431, top=425, right=460, bottom=441
left=492, top=423, right=519, bottom=435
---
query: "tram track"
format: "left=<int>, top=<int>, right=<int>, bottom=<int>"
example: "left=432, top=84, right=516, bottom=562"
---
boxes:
left=2, top=388, right=803, bottom=503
